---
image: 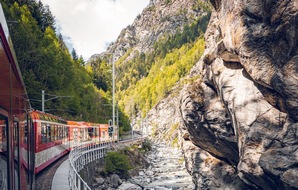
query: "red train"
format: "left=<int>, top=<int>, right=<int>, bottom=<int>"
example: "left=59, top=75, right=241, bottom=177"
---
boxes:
left=0, top=5, right=117, bottom=189
left=0, top=3, right=34, bottom=189
left=30, top=111, right=117, bottom=174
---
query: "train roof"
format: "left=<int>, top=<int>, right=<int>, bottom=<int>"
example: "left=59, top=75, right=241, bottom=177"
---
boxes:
left=30, top=110, right=67, bottom=124
left=67, top=120, right=109, bottom=128
left=67, top=121, right=85, bottom=126
left=0, top=4, right=30, bottom=114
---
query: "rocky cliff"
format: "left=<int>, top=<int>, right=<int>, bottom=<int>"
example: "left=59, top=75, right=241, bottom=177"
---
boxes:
left=88, top=0, right=297, bottom=188
left=90, top=0, right=209, bottom=62
left=179, top=0, right=298, bottom=189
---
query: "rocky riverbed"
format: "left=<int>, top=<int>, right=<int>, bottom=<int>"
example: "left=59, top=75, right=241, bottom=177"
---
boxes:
left=119, top=142, right=194, bottom=190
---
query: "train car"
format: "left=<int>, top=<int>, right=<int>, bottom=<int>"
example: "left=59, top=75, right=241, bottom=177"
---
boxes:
left=67, top=121, right=116, bottom=146
left=68, top=121, right=100, bottom=148
left=0, top=4, right=34, bottom=190
left=30, top=111, right=69, bottom=173
left=84, top=122, right=100, bottom=143
left=68, top=121, right=84, bottom=149
left=98, top=124, right=109, bottom=142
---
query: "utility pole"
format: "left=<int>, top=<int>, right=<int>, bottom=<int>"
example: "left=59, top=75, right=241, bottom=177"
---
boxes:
left=42, top=90, right=45, bottom=112
left=131, top=116, right=134, bottom=143
left=104, top=53, right=117, bottom=143
left=116, top=101, right=119, bottom=142
left=41, top=90, right=71, bottom=112
left=130, top=107, right=134, bottom=143
left=141, top=120, right=143, bottom=137
left=146, top=103, right=148, bottom=137
left=112, top=54, right=116, bottom=143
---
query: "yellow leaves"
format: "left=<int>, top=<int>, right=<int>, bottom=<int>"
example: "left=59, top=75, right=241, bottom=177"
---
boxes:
left=44, top=27, right=60, bottom=48
left=85, top=65, right=93, bottom=74
left=118, top=36, right=205, bottom=118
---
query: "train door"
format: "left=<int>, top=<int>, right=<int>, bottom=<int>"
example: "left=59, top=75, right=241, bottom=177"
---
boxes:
left=13, top=118, right=20, bottom=190
left=0, top=112, right=8, bottom=190
left=25, top=116, right=35, bottom=190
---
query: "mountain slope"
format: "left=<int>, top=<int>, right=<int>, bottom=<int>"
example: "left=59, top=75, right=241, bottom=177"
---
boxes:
left=89, top=0, right=211, bottom=61
left=87, top=0, right=211, bottom=120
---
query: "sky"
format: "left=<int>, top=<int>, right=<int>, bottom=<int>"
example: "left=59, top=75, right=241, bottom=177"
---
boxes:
left=40, top=0, right=149, bottom=61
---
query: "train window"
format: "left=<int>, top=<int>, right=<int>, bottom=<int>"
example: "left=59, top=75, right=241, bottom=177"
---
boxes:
left=60, top=126, right=63, bottom=140
left=0, top=114, right=8, bottom=190
left=14, top=122, right=17, bottom=143
left=47, top=125, right=51, bottom=142
left=41, top=123, right=47, bottom=144
left=56, top=125, right=60, bottom=140
left=61, top=126, right=64, bottom=139
left=80, top=128, right=84, bottom=141
left=55, top=125, right=58, bottom=140
left=57, top=126, right=59, bottom=140
left=24, top=122, right=28, bottom=144
left=64, top=126, right=67, bottom=139
left=56, top=125, right=59, bottom=140
left=52, top=125, right=55, bottom=141
left=59, top=126, right=62, bottom=140
left=50, top=125, right=54, bottom=142
left=56, top=126, right=59, bottom=140
left=88, top=128, right=93, bottom=138
left=55, top=125, right=57, bottom=141
left=13, top=119, right=20, bottom=190
left=61, top=126, right=63, bottom=140
left=0, top=119, right=7, bottom=153
left=66, top=127, right=69, bottom=139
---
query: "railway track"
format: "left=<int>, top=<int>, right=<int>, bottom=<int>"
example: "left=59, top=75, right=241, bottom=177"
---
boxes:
left=35, top=154, right=69, bottom=190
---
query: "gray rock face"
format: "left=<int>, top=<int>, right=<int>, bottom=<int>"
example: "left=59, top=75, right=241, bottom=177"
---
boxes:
left=104, top=0, right=209, bottom=62
left=180, top=137, right=249, bottom=190
left=180, top=0, right=298, bottom=189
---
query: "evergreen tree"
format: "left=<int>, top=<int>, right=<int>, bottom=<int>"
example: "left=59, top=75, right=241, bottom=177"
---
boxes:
left=71, top=48, right=78, bottom=61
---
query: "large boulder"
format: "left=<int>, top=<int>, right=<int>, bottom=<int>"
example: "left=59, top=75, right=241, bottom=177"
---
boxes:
left=110, top=174, right=122, bottom=188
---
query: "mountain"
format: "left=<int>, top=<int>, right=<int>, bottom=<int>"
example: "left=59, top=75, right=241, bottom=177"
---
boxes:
left=89, top=0, right=210, bottom=61
left=88, top=0, right=297, bottom=188
left=87, top=0, right=211, bottom=118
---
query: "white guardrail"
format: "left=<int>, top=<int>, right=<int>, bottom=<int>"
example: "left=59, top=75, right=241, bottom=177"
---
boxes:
left=68, top=137, right=146, bottom=190
left=69, top=142, right=110, bottom=190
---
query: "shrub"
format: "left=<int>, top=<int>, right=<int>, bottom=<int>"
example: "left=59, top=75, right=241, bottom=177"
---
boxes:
left=142, top=139, right=152, bottom=152
left=104, top=151, right=132, bottom=178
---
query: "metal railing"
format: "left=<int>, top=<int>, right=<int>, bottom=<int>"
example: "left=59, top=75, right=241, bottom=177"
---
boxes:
left=68, top=137, right=146, bottom=190
left=68, top=142, right=110, bottom=190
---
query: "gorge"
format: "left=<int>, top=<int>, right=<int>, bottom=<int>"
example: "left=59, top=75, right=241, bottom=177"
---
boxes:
left=91, top=0, right=298, bottom=189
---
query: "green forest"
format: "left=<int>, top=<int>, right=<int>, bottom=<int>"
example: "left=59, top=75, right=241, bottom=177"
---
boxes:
left=1, top=0, right=117, bottom=125
left=1, top=0, right=210, bottom=134
left=90, top=11, right=210, bottom=119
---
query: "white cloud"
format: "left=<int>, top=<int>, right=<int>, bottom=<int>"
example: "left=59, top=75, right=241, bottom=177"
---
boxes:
left=40, top=0, right=149, bottom=60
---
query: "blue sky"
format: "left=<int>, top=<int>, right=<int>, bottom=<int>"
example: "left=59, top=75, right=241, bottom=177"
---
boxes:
left=40, top=0, right=149, bottom=60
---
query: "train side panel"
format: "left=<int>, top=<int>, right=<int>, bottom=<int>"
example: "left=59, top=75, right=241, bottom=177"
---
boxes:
left=99, top=124, right=109, bottom=142
left=0, top=4, right=34, bottom=189
left=31, top=111, right=69, bottom=174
